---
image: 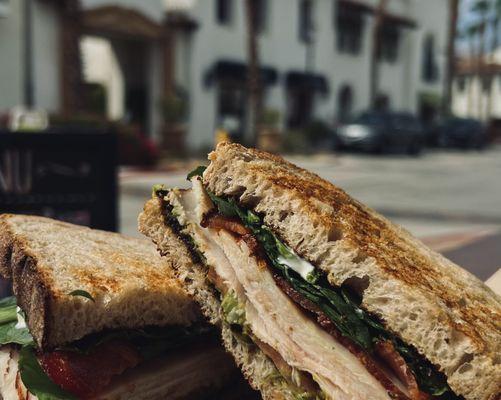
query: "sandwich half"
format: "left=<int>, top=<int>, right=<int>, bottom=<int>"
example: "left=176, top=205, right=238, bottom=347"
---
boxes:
left=0, top=214, right=250, bottom=399
left=139, top=142, right=501, bottom=400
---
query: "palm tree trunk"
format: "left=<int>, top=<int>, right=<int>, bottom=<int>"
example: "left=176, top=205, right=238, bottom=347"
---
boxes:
left=467, top=34, right=476, bottom=116
left=369, top=0, right=388, bottom=109
left=59, top=0, right=83, bottom=115
left=245, top=0, right=262, bottom=146
left=477, top=20, right=486, bottom=120
left=486, top=18, right=498, bottom=121
left=443, top=0, right=459, bottom=116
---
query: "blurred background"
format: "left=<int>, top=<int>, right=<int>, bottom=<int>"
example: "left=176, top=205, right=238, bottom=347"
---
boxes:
left=0, top=0, right=500, bottom=282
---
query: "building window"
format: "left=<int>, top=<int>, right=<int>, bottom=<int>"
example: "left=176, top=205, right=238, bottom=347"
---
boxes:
left=457, top=76, right=467, bottom=92
left=253, top=0, right=268, bottom=34
left=286, top=88, right=314, bottom=129
left=378, top=25, right=400, bottom=63
left=336, top=4, right=364, bottom=55
left=422, top=35, right=439, bottom=83
left=299, top=0, right=314, bottom=43
left=482, top=76, right=492, bottom=93
left=0, top=0, right=9, bottom=17
left=337, top=85, right=354, bottom=123
left=374, top=93, right=390, bottom=112
left=217, top=83, right=246, bottom=139
left=216, top=0, right=233, bottom=25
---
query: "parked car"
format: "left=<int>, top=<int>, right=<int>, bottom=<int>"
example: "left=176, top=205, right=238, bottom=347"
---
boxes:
left=335, top=111, right=425, bottom=155
left=433, top=117, right=487, bottom=149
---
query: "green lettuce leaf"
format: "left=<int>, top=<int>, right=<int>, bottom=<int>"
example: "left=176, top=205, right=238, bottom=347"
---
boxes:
left=221, top=291, right=246, bottom=325
left=186, top=165, right=207, bottom=181
left=0, top=296, right=18, bottom=324
left=19, top=346, right=76, bottom=400
left=0, top=296, right=34, bottom=346
left=0, top=322, right=34, bottom=346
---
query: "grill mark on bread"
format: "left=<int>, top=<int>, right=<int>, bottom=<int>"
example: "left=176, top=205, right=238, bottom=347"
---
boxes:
left=74, top=270, right=120, bottom=293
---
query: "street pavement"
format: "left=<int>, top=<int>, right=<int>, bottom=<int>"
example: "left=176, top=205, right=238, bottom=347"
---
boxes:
left=120, top=145, right=501, bottom=280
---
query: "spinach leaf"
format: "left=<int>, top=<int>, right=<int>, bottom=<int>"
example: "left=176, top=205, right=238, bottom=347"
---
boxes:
left=19, top=346, right=76, bottom=400
left=68, top=290, right=95, bottom=302
left=317, top=286, right=372, bottom=350
left=187, top=165, right=207, bottom=181
left=207, top=191, right=239, bottom=217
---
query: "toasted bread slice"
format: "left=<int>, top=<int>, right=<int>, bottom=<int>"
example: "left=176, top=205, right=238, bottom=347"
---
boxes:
left=201, top=142, right=501, bottom=400
left=0, top=214, right=200, bottom=350
left=139, top=198, right=301, bottom=400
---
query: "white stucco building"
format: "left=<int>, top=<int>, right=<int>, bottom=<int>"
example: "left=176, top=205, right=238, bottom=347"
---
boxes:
left=0, top=0, right=62, bottom=113
left=452, top=49, right=501, bottom=122
left=1, top=0, right=450, bottom=152
left=162, top=0, right=449, bottom=150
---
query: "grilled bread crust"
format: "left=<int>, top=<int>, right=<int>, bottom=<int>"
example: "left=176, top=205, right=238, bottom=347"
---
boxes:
left=203, top=142, right=501, bottom=400
left=0, top=214, right=200, bottom=350
left=139, top=198, right=301, bottom=400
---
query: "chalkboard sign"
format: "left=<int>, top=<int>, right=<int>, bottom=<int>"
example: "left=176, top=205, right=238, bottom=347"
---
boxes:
left=0, top=130, right=117, bottom=231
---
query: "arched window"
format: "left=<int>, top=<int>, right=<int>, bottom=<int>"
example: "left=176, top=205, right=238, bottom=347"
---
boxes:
left=422, top=35, right=438, bottom=83
left=337, top=85, right=353, bottom=123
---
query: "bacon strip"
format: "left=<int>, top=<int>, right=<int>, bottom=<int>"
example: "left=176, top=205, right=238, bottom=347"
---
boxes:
left=203, top=215, right=251, bottom=236
left=375, top=341, right=430, bottom=400
left=204, top=215, right=267, bottom=267
left=38, top=340, right=142, bottom=399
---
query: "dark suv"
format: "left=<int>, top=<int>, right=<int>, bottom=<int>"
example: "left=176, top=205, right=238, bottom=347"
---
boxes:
left=434, top=117, right=487, bottom=149
left=336, top=111, right=424, bottom=155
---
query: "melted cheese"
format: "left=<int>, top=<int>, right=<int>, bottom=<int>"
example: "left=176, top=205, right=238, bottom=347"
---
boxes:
left=277, top=252, right=316, bottom=282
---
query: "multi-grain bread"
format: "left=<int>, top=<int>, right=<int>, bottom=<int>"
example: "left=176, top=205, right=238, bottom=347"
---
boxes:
left=139, top=198, right=298, bottom=400
left=202, top=142, right=501, bottom=400
left=0, top=214, right=200, bottom=350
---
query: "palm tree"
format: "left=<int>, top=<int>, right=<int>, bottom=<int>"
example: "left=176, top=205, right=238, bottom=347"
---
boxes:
left=245, top=0, right=262, bottom=146
left=486, top=0, right=501, bottom=117
left=470, top=0, right=490, bottom=119
left=369, top=0, right=389, bottom=109
left=59, top=0, right=83, bottom=115
left=443, top=0, right=459, bottom=116
left=465, top=24, right=479, bottom=116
